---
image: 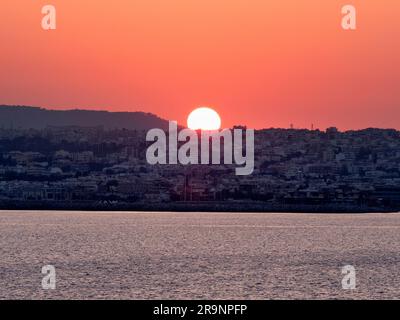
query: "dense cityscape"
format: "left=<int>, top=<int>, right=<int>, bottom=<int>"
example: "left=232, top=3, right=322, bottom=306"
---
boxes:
left=1, top=125, right=400, bottom=212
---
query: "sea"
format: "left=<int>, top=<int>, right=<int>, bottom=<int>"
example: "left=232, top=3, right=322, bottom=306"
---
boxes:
left=0, top=211, right=399, bottom=299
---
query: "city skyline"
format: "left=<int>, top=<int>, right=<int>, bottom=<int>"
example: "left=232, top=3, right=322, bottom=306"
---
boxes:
left=1, top=123, right=400, bottom=212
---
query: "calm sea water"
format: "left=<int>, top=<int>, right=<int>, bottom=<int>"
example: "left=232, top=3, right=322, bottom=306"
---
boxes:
left=0, top=210, right=399, bottom=300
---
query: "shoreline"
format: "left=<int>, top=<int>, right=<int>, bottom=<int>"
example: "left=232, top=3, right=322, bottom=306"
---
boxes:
left=0, top=200, right=398, bottom=213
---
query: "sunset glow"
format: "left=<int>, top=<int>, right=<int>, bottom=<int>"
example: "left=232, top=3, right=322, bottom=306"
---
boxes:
left=0, top=1, right=399, bottom=129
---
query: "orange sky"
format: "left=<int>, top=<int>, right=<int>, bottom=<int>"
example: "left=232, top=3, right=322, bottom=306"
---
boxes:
left=0, top=0, right=399, bottom=130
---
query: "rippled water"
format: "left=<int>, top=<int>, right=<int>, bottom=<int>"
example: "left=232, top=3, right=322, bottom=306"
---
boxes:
left=0, top=211, right=399, bottom=299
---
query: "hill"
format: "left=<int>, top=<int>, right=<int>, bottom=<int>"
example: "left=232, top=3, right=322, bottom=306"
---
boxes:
left=0, top=105, right=170, bottom=130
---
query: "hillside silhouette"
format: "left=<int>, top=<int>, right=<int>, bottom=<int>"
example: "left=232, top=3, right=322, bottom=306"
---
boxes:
left=0, top=105, right=170, bottom=130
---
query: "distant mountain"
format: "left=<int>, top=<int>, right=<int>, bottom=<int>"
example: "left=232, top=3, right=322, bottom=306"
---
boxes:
left=0, top=105, right=170, bottom=130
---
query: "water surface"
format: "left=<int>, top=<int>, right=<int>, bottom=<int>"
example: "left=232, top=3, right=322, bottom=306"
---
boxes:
left=0, top=211, right=399, bottom=299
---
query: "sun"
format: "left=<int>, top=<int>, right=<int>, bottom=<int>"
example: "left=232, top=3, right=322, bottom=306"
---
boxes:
left=187, top=107, right=221, bottom=130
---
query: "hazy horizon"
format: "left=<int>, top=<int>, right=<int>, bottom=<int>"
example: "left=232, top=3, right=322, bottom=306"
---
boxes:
left=2, top=104, right=400, bottom=132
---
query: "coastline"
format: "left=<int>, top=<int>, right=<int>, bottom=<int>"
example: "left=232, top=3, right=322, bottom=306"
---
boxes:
left=0, top=200, right=397, bottom=213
